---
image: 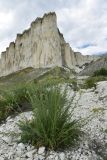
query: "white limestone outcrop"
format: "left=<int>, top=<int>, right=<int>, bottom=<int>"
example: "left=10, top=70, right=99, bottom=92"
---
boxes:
left=0, top=12, right=97, bottom=77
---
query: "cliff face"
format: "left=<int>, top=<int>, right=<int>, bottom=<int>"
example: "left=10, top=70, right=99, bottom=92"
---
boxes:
left=0, top=12, right=97, bottom=77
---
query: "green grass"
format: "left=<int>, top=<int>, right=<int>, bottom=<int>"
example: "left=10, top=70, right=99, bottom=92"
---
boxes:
left=0, top=67, right=84, bottom=150
left=91, top=107, right=105, bottom=113
left=93, top=68, right=107, bottom=77
left=82, top=68, right=107, bottom=89
left=0, top=83, right=32, bottom=122
left=0, top=91, right=17, bottom=122
left=0, top=66, right=76, bottom=123
left=83, top=76, right=107, bottom=89
left=0, top=74, right=77, bottom=123
left=19, top=85, right=82, bottom=150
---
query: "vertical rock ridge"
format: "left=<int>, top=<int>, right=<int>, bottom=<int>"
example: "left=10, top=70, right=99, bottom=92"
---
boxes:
left=0, top=12, right=97, bottom=77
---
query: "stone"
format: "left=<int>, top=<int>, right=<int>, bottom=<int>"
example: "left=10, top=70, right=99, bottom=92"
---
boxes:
left=17, top=143, right=25, bottom=150
left=15, top=149, right=24, bottom=157
left=0, top=157, right=5, bottom=160
left=25, top=149, right=36, bottom=158
left=59, top=152, right=65, bottom=160
left=2, top=136, right=12, bottom=144
left=38, top=147, right=45, bottom=155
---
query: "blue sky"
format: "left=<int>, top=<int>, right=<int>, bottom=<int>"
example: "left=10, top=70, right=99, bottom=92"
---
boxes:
left=0, top=0, right=107, bottom=55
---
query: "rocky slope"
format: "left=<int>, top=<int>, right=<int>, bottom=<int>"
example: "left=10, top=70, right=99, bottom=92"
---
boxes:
left=0, top=81, right=107, bottom=160
left=0, top=12, right=98, bottom=77
left=79, top=57, right=107, bottom=76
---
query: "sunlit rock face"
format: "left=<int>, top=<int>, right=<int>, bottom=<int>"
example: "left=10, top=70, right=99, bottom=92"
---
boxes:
left=0, top=12, right=97, bottom=77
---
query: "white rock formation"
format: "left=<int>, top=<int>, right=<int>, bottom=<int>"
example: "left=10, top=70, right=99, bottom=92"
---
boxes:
left=0, top=12, right=97, bottom=77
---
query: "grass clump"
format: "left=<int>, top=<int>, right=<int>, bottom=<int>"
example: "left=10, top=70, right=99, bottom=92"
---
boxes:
left=0, top=83, right=32, bottom=122
left=19, top=85, right=82, bottom=150
left=91, top=107, right=105, bottom=113
left=0, top=91, right=17, bottom=122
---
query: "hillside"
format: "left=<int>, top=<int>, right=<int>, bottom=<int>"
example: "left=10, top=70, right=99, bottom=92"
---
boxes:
left=0, top=66, right=76, bottom=91
left=79, top=57, right=107, bottom=76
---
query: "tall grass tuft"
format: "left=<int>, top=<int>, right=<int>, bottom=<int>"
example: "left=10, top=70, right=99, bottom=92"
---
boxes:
left=19, top=85, right=82, bottom=150
left=0, top=83, right=31, bottom=122
left=0, top=90, right=17, bottom=122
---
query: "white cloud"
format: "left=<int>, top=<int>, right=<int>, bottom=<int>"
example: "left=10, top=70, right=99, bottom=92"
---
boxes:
left=0, top=12, right=13, bottom=26
left=56, top=0, right=107, bottom=55
left=0, top=0, right=107, bottom=55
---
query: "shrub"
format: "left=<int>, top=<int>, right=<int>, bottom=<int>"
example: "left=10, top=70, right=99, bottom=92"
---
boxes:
left=83, top=76, right=107, bottom=89
left=19, top=85, right=82, bottom=150
left=93, top=68, right=107, bottom=77
left=0, top=91, right=17, bottom=122
left=0, top=83, right=32, bottom=122
left=82, top=68, right=107, bottom=89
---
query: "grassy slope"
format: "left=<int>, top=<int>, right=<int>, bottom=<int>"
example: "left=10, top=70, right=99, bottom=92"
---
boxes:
left=0, top=66, right=76, bottom=91
left=0, top=66, right=76, bottom=122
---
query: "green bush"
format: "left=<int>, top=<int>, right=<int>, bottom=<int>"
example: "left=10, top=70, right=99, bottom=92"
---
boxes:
left=83, top=76, right=107, bottom=89
left=0, top=91, right=17, bottom=122
left=0, top=83, right=32, bottom=122
left=82, top=68, right=107, bottom=89
left=19, top=85, right=82, bottom=150
left=93, top=68, right=107, bottom=77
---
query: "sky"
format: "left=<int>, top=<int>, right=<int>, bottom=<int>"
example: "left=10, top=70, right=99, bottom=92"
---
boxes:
left=0, top=0, right=107, bottom=55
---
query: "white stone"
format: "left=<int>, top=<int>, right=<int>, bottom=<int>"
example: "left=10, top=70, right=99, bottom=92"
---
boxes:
left=2, top=136, right=12, bottom=144
left=17, top=143, right=25, bottom=150
left=26, top=149, right=36, bottom=158
left=15, top=158, right=20, bottom=160
left=59, top=152, right=65, bottom=160
left=38, top=147, right=45, bottom=155
left=0, top=157, right=5, bottom=160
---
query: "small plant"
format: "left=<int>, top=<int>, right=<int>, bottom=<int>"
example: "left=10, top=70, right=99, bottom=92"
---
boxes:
left=91, top=107, right=105, bottom=113
left=19, top=85, right=82, bottom=150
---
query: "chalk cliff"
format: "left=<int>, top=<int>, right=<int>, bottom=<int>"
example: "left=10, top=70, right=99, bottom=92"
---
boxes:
left=0, top=12, right=97, bottom=77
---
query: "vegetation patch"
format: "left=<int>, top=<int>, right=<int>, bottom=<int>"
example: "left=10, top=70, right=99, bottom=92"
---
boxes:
left=0, top=66, right=77, bottom=123
left=93, top=68, right=107, bottom=77
left=91, top=107, right=105, bottom=113
left=19, top=85, right=82, bottom=150
left=82, top=68, right=107, bottom=89
left=0, top=83, right=32, bottom=122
